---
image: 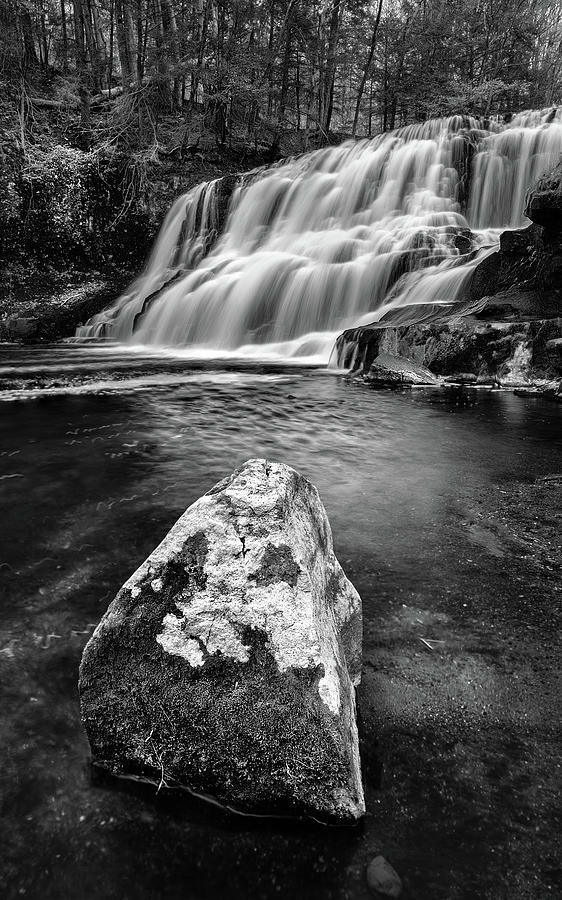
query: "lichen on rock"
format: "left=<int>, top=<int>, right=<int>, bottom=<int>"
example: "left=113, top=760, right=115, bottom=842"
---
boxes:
left=79, top=458, right=365, bottom=823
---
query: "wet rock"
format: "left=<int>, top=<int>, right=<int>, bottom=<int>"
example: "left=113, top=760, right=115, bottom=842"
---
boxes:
left=514, top=379, right=562, bottom=401
left=473, top=290, right=561, bottom=321
left=452, top=228, right=473, bottom=255
left=444, top=373, right=478, bottom=384
left=525, top=160, right=562, bottom=230
left=476, top=373, right=499, bottom=386
left=336, top=172, right=562, bottom=358
left=468, top=250, right=503, bottom=304
left=337, top=319, right=562, bottom=386
left=79, top=458, right=365, bottom=823
left=499, top=224, right=541, bottom=254
left=367, top=855, right=403, bottom=897
left=365, top=352, right=439, bottom=386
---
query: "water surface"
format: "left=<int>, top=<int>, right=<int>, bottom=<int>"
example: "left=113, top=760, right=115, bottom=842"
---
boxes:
left=1, top=343, right=560, bottom=899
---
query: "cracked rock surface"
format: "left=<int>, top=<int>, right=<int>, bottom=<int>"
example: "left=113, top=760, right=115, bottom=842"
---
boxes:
left=79, top=458, right=364, bottom=823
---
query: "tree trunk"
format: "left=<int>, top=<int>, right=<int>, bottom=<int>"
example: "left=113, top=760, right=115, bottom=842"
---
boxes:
left=295, top=54, right=300, bottom=129
left=151, top=0, right=171, bottom=109
left=60, top=0, right=69, bottom=72
left=39, top=10, right=49, bottom=69
left=382, top=21, right=388, bottom=131
left=83, top=0, right=103, bottom=91
left=190, top=0, right=208, bottom=104
left=136, top=0, right=146, bottom=85
left=160, top=0, right=180, bottom=107
left=90, top=0, right=108, bottom=89
left=73, top=0, right=91, bottom=142
left=319, top=0, right=344, bottom=137
left=107, top=0, right=114, bottom=95
left=278, top=15, right=292, bottom=128
left=266, top=0, right=275, bottom=118
left=19, top=8, right=39, bottom=71
left=115, top=0, right=134, bottom=90
left=352, top=0, right=383, bottom=137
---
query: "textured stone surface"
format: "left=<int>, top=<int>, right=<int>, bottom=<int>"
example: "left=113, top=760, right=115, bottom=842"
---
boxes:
left=336, top=318, right=562, bottom=388
left=79, top=458, right=364, bottom=823
left=365, top=351, right=438, bottom=386
left=525, top=160, right=562, bottom=230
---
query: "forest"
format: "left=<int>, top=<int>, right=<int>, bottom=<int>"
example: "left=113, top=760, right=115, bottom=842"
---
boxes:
left=3, top=0, right=562, bottom=153
left=1, top=0, right=561, bottom=291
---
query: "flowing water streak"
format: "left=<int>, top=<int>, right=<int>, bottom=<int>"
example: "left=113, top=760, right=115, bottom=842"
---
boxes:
left=93, top=180, right=222, bottom=338
left=468, top=111, right=562, bottom=228
left=78, top=109, right=562, bottom=360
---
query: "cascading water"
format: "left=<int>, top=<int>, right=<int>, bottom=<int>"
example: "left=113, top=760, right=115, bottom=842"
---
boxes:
left=78, top=107, right=562, bottom=362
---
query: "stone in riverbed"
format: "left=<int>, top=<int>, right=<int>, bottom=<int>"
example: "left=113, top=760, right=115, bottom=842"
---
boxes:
left=365, top=351, right=439, bottom=386
left=79, top=458, right=364, bottom=823
left=443, top=372, right=478, bottom=384
left=367, top=855, right=403, bottom=897
left=337, top=319, right=562, bottom=386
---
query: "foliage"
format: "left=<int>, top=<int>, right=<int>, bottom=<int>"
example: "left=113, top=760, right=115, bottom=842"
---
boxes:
left=0, top=0, right=560, bottom=152
left=20, top=144, right=97, bottom=246
left=0, top=0, right=560, bottom=272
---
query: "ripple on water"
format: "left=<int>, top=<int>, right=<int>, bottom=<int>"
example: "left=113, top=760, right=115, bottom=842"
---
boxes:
left=1, top=342, right=561, bottom=900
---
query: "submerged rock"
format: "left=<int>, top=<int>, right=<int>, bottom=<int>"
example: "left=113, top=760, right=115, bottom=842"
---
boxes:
left=367, top=855, right=403, bottom=897
left=79, top=458, right=364, bottom=823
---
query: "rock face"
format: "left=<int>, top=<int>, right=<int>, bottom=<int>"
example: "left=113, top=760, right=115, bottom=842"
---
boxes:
left=79, top=458, right=365, bottom=823
left=336, top=159, right=562, bottom=390
left=467, top=159, right=562, bottom=311
left=336, top=318, right=562, bottom=388
left=336, top=159, right=562, bottom=384
left=525, top=159, right=562, bottom=229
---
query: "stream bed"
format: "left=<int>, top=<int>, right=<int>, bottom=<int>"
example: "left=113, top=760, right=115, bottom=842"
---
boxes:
left=1, top=342, right=561, bottom=899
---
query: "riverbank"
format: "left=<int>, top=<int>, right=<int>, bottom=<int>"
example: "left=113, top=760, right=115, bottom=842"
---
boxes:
left=0, top=266, right=135, bottom=343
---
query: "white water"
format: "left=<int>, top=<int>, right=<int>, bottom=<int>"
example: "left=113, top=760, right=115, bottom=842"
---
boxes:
left=78, top=108, right=562, bottom=362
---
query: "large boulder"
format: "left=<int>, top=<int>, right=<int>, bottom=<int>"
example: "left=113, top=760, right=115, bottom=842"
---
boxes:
left=335, top=318, right=562, bottom=387
left=525, top=160, right=562, bottom=230
left=79, top=459, right=365, bottom=823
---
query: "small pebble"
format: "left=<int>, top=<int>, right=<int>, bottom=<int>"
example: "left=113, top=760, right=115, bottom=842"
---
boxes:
left=367, top=855, right=402, bottom=897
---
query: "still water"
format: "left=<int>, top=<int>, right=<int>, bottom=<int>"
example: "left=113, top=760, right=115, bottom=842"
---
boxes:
left=1, top=343, right=561, bottom=899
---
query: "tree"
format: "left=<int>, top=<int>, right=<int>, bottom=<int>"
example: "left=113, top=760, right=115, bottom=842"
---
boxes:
left=0, top=0, right=560, bottom=155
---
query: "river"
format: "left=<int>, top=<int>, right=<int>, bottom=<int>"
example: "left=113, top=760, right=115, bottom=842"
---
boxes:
left=1, top=342, right=561, bottom=898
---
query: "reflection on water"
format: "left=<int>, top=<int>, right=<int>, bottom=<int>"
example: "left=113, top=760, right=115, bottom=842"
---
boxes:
left=1, top=343, right=561, bottom=899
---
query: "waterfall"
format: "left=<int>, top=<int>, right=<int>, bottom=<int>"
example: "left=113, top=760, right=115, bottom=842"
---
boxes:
left=77, top=108, right=562, bottom=361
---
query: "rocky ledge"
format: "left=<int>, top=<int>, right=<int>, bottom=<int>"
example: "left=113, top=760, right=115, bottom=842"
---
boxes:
left=79, top=458, right=365, bottom=824
left=336, top=159, right=562, bottom=399
left=336, top=318, right=562, bottom=398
